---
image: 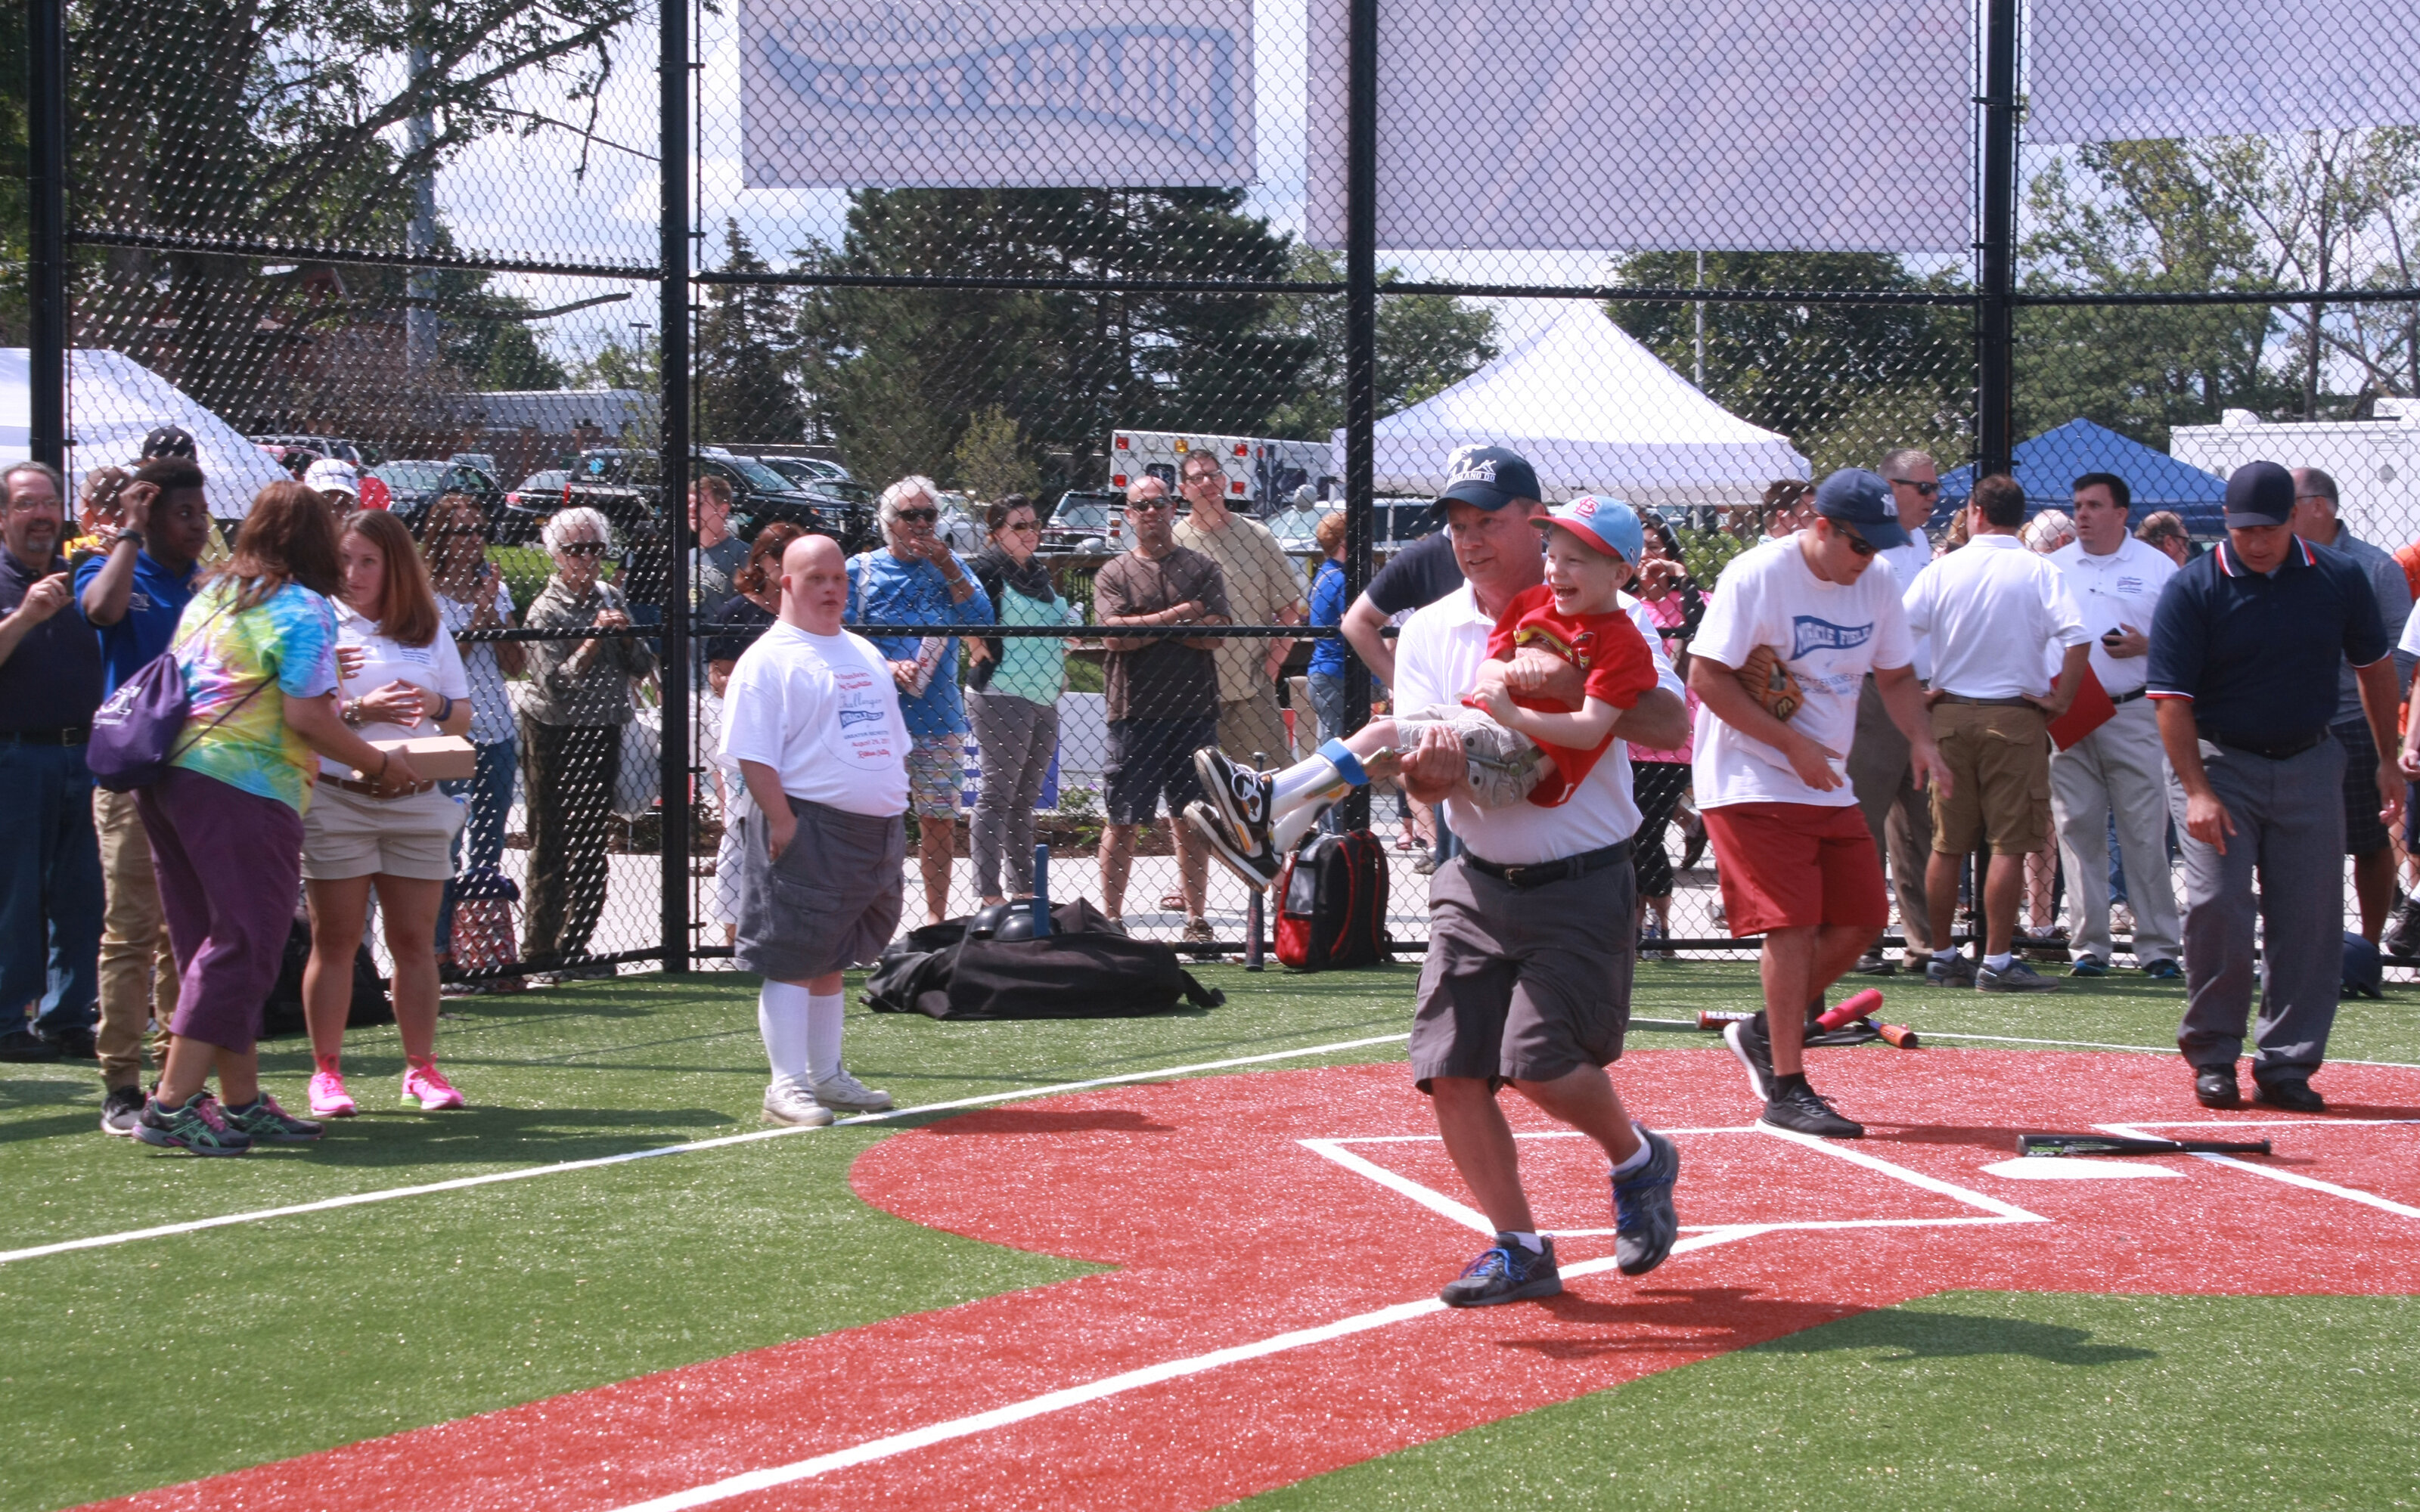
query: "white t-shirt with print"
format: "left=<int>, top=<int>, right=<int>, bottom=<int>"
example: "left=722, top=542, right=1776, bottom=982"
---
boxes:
left=721, top=621, right=910, bottom=818
left=1689, top=534, right=1916, bottom=810
left=319, top=602, right=474, bottom=777
left=435, top=582, right=518, bottom=745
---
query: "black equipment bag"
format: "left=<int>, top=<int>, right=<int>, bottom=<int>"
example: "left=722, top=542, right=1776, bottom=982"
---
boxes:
left=864, top=899, right=1225, bottom=1021
left=260, top=912, right=393, bottom=1037
left=1274, top=829, right=1392, bottom=971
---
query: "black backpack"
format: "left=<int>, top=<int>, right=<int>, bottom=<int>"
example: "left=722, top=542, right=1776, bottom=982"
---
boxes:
left=1274, top=829, right=1392, bottom=971
left=259, top=912, right=393, bottom=1037
left=864, top=899, right=1226, bottom=1021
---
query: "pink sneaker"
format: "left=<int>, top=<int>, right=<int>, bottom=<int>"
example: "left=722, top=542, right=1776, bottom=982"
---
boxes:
left=401, top=1061, right=464, bottom=1111
left=308, top=1069, right=358, bottom=1118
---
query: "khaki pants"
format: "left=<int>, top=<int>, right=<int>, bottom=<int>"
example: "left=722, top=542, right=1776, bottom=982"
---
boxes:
left=93, top=786, right=176, bottom=1089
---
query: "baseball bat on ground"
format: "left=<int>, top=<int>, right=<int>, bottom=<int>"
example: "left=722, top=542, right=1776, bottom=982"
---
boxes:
left=1876, top=1023, right=1920, bottom=1048
left=2019, top=1132, right=2272, bottom=1157
left=1697, top=1009, right=1755, bottom=1030
left=1816, top=989, right=1885, bottom=1031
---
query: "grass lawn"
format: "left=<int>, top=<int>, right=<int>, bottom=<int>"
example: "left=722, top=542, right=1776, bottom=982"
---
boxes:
left=3, top=962, right=2413, bottom=1510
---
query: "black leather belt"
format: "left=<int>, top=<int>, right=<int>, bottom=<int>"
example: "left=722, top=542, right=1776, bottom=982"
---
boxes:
left=1461, top=839, right=1632, bottom=891
left=1938, top=694, right=2037, bottom=708
left=0, top=725, right=88, bottom=745
left=2108, top=687, right=2146, bottom=705
left=2205, top=728, right=2328, bottom=761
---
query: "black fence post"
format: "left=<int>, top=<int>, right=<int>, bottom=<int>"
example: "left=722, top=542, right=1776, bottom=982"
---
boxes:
left=28, top=0, right=67, bottom=469
left=1339, top=0, right=1378, bottom=831
left=1975, top=0, right=2020, bottom=479
left=658, top=0, right=693, bottom=974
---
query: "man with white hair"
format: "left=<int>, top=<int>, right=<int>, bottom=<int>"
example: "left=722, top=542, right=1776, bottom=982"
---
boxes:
left=725, top=534, right=905, bottom=1126
left=847, top=476, right=992, bottom=926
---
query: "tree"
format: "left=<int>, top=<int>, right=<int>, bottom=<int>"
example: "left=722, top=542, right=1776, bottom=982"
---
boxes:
left=1259, top=246, right=1499, bottom=438
left=951, top=404, right=1041, bottom=501
left=797, top=188, right=1314, bottom=493
left=1605, top=252, right=1971, bottom=472
left=694, top=221, right=806, bottom=447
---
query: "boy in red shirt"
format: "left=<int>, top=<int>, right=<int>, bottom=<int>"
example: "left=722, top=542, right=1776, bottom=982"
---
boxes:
left=1190, top=496, right=1658, bottom=886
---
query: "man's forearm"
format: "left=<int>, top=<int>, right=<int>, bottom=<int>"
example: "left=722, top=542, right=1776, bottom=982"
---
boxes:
left=2155, top=698, right=2211, bottom=798
left=2357, top=658, right=2400, bottom=766
left=1875, top=666, right=1933, bottom=748
left=1341, top=599, right=1394, bottom=686
left=1616, top=687, right=1689, bottom=751
left=82, top=542, right=137, bottom=625
left=1688, top=658, right=1798, bottom=755
left=0, top=608, right=45, bottom=665
left=738, top=759, right=790, bottom=819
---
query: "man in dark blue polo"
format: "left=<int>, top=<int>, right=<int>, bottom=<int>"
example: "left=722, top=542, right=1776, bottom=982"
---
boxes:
left=2148, top=460, right=2400, bottom=1111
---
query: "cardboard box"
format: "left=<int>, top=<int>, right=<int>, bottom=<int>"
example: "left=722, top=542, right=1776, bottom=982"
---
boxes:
left=361, top=736, right=477, bottom=782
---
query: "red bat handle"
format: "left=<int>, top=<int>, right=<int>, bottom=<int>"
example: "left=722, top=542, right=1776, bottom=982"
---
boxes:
left=1817, top=988, right=1884, bottom=1031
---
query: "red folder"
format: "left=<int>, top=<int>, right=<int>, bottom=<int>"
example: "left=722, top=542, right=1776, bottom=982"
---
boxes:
left=2048, top=662, right=2117, bottom=751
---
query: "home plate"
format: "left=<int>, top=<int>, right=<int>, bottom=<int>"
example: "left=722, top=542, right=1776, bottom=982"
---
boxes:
left=1981, top=1157, right=2186, bottom=1180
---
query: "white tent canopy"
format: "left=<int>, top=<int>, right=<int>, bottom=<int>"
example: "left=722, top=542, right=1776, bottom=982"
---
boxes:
left=1336, top=305, right=1808, bottom=508
left=1, top=348, right=290, bottom=519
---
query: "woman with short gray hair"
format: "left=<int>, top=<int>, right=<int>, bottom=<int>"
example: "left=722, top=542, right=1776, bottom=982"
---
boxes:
left=518, top=506, right=656, bottom=981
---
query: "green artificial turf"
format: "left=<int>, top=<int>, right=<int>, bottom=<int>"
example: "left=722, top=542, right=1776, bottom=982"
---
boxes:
left=1233, top=1290, right=2420, bottom=1510
left=2, top=962, right=2414, bottom=1510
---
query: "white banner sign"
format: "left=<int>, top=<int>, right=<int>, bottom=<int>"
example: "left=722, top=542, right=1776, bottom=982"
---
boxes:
left=743, top=0, right=1254, bottom=189
left=1308, top=0, right=1972, bottom=254
left=2030, top=1, right=2420, bottom=143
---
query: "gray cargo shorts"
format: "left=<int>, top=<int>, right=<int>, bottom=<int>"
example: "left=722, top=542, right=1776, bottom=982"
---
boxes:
left=734, top=796, right=907, bottom=983
left=1408, top=853, right=1635, bottom=1092
left=1392, top=703, right=1545, bottom=809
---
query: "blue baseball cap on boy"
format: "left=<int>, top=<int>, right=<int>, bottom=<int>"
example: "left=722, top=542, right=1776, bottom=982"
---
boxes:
left=1534, top=494, right=1643, bottom=564
left=1812, top=468, right=1912, bottom=550
left=1434, top=445, right=1544, bottom=514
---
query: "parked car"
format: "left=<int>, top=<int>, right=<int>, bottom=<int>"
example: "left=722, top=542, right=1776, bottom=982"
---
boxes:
left=757, top=455, right=855, bottom=486
left=367, top=457, right=505, bottom=534
left=1040, top=490, right=1124, bottom=554
left=560, top=448, right=874, bottom=556
left=253, top=433, right=366, bottom=466
left=1263, top=504, right=1326, bottom=556
left=499, top=469, right=569, bottom=543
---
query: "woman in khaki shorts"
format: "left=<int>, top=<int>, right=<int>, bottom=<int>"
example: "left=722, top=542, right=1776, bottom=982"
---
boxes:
left=302, top=510, right=475, bottom=1117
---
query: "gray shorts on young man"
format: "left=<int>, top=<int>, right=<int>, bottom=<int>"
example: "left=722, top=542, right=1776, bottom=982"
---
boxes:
left=734, top=796, right=906, bottom=982
left=1392, top=703, right=1545, bottom=810
left=1408, top=854, right=1634, bottom=1091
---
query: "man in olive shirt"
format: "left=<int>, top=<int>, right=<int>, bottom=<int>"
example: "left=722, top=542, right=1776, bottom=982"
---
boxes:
left=1094, top=476, right=1230, bottom=943
left=1171, top=449, right=1305, bottom=763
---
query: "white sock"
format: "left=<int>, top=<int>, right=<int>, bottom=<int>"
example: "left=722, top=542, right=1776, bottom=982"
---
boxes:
left=1609, top=1123, right=1653, bottom=1177
left=757, top=981, right=811, bottom=1086
left=1271, top=801, right=1326, bottom=855
left=1503, top=1231, right=1545, bottom=1253
left=805, top=992, right=846, bottom=1083
left=1984, top=951, right=2014, bottom=972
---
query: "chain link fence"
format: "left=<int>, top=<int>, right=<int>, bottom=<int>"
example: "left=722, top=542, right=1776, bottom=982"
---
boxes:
left=30, top=0, right=2420, bottom=978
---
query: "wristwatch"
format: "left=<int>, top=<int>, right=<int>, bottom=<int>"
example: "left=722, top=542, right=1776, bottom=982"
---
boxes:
left=113, top=528, right=144, bottom=550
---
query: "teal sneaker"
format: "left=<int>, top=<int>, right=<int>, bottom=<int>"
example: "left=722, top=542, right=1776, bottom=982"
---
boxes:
left=220, top=1092, right=323, bottom=1143
left=135, top=1093, right=253, bottom=1157
left=2069, top=956, right=2111, bottom=978
left=1441, top=1235, right=1562, bottom=1307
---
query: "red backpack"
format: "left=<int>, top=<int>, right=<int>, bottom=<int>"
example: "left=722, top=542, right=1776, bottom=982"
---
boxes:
left=1274, top=830, right=1392, bottom=971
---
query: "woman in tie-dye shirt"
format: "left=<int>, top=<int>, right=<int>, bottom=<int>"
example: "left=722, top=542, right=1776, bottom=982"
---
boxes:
left=131, top=482, right=425, bottom=1157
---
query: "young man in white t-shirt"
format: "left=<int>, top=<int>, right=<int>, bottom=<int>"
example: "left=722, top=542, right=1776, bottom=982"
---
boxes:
left=1687, top=469, right=1948, bottom=1139
left=722, top=534, right=912, bottom=1127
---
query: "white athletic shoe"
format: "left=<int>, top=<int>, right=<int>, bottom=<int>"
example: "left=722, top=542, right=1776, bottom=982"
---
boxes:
left=808, top=1068, right=894, bottom=1114
left=762, top=1080, right=835, bottom=1127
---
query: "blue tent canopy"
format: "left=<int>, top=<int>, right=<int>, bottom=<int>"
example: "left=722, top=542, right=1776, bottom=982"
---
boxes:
left=1929, top=418, right=2228, bottom=535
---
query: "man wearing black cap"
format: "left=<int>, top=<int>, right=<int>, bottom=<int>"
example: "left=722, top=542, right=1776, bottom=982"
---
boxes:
left=141, top=425, right=196, bottom=461
left=1392, top=445, right=1692, bottom=1304
left=2149, top=460, right=2399, bottom=1112
left=1689, top=469, right=1947, bottom=1139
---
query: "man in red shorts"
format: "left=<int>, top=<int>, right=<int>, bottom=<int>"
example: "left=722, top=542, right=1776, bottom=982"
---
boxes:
left=1686, top=469, right=1949, bottom=1137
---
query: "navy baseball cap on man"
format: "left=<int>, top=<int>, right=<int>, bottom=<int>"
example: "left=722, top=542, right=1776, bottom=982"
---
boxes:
left=1434, top=445, right=1543, bottom=514
left=1811, top=468, right=1910, bottom=550
left=2223, top=460, right=2295, bottom=528
left=141, top=425, right=196, bottom=460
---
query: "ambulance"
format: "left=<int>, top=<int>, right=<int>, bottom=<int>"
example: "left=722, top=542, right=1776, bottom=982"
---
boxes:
left=1106, top=430, right=1336, bottom=515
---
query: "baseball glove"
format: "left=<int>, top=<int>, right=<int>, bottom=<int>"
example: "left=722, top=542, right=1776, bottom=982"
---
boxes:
left=1736, top=644, right=1804, bottom=722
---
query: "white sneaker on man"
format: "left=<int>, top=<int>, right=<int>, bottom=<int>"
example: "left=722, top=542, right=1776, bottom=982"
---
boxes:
left=808, top=1068, right=894, bottom=1113
left=762, top=1080, right=835, bottom=1126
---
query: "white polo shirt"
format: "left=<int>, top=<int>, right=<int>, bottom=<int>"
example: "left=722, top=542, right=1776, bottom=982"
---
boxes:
left=1391, top=581, right=1684, bottom=866
left=721, top=621, right=911, bottom=817
left=2046, top=534, right=2176, bottom=697
left=1876, top=538, right=1935, bottom=683
left=1903, top=534, right=2090, bottom=700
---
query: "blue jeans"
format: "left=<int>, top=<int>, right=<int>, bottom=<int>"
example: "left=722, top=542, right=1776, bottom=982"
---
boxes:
left=436, top=734, right=518, bottom=953
left=0, top=742, right=104, bottom=1033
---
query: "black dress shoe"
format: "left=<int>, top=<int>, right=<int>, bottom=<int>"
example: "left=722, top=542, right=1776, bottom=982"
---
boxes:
left=0, top=1028, right=60, bottom=1062
left=2193, top=1064, right=2241, bottom=1108
left=2254, top=1077, right=2325, bottom=1113
left=39, top=1026, right=98, bottom=1060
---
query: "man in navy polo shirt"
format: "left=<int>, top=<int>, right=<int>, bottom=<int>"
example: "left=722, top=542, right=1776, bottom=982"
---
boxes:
left=2148, top=460, right=2400, bottom=1112
left=76, top=457, right=212, bottom=1131
left=0, top=460, right=104, bottom=1063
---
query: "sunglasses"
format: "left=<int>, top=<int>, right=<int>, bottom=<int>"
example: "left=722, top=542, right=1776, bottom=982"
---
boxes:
left=1835, top=528, right=1878, bottom=558
left=893, top=508, right=939, bottom=524
left=1127, top=499, right=1173, bottom=513
left=1004, top=520, right=1041, bottom=534
left=557, top=541, right=609, bottom=557
left=1891, top=478, right=1941, bottom=497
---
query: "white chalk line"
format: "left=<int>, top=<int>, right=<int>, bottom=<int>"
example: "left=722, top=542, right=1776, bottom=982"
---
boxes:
left=2099, top=1120, right=2420, bottom=1221
left=0, top=1031, right=1413, bottom=1267
left=1918, top=1030, right=2420, bottom=1069
left=603, top=1225, right=1764, bottom=1512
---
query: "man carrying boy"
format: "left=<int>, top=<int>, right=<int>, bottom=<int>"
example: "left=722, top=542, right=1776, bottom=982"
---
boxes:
left=1687, top=469, right=1950, bottom=1139
left=1193, top=472, right=1689, bottom=1305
